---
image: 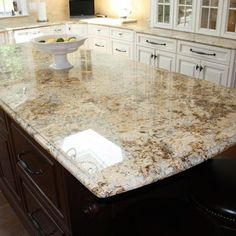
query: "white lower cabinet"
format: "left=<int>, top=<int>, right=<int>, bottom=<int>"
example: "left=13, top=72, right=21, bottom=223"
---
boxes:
left=137, top=46, right=176, bottom=72
left=111, top=40, right=133, bottom=59
left=89, top=37, right=110, bottom=53
left=177, top=55, right=229, bottom=87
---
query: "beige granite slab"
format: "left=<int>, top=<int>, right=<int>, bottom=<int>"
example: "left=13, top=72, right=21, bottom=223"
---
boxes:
left=0, top=44, right=236, bottom=198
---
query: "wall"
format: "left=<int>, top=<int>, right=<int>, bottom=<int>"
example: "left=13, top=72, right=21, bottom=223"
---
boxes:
left=95, top=0, right=150, bottom=20
left=0, top=0, right=150, bottom=25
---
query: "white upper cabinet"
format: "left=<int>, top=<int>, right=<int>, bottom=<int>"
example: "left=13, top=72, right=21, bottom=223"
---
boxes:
left=151, top=0, right=174, bottom=29
left=196, top=0, right=224, bottom=36
left=222, top=0, right=236, bottom=39
left=151, top=0, right=235, bottom=38
left=174, top=0, right=197, bottom=32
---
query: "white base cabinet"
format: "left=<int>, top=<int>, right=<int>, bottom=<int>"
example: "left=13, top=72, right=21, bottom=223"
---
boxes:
left=137, top=46, right=176, bottom=71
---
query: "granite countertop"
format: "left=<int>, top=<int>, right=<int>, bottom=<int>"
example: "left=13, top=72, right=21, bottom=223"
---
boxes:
left=0, top=43, right=236, bottom=198
left=0, top=18, right=236, bottom=49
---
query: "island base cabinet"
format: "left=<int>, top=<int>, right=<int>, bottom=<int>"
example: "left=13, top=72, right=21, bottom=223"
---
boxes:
left=21, top=180, right=66, bottom=236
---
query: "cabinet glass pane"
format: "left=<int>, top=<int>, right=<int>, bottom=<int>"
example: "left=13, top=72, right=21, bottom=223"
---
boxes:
left=202, top=0, right=210, bottom=6
left=209, top=8, right=217, bottom=29
left=177, top=0, right=193, bottom=27
left=211, top=0, right=219, bottom=7
left=186, top=0, right=192, bottom=4
left=230, top=0, right=236, bottom=8
left=158, top=5, right=164, bottom=22
left=227, top=10, right=236, bottom=32
left=201, top=8, right=209, bottom=28
left=164, top=5, right=170, bottom=23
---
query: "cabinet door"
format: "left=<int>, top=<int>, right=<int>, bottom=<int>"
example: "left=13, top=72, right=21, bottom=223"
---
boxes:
left=136, top=46, right=156, bottom=67
left=174, top=0, right=197, bottom=32
left=199, top=61, right=229, bottom=87
left=177, top=55, right=200, bottom=77
left=90, top=37, right=110, bottom=54
left=156, top=50, right=176, bottom=72
left=196, top=0, right=224, bottom=36
left=0, top=132, right=17, bottom=195
left=222, top=0, right=236, bottom=39
left=66, top=24, right=88, bottom=36
left=152, top=0, right=174, bottom=29
left=111, top=40, right=133, bottom=59
left=0, top=32, right=6, bottom=45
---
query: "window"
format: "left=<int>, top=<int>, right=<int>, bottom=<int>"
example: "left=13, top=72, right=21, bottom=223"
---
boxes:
left=0, top=0, right=27, bottom=17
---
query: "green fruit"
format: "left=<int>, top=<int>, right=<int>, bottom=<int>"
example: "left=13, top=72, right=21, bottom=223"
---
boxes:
left=56, top=38, right=64, bottom=42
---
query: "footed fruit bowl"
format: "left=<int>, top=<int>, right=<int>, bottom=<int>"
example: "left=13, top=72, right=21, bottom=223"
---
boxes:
left=31, top=35, right=87, bottom=70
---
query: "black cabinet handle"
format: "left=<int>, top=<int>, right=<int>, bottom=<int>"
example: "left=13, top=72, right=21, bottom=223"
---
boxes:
left=115, top=48, right=127, bottom=53
left=200, top=65, right=204, bottom=72
left=190, top=48, right=216, bottom=56
left=97, top=29, right=101, bottom=32
left=95, top=44, right=104, bottom=47
left=151, top=54, right=157, bottom=59
left=146, top=40, right=166, bottom=46
left=118, top=33, right=123, bottom=36
left=17, top=152, right=43, bottom=175
left=196, top=65, right=199, bottom=70
left=28, top=209, right=57, bottom=236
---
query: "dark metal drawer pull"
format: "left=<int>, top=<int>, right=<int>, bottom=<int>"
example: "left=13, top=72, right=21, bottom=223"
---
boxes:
left=28, top=209, right=57, bottom=236
left=190, top=48, right=216, bottom=56
left=115, top=48, right=127, bottom=53
left=17, top=152, right=44, bottom=175
left=146, top=40, right=166, bottom=46
left=95, top=43, right=105, bottom=47
left=118, top=33, right=123, bottom=36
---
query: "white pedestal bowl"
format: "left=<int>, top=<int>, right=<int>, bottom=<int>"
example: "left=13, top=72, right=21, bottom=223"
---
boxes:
left=31, top=35, right=87, bottom=70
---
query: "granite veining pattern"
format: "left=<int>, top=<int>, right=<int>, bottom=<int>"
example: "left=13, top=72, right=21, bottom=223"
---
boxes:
left=0, top=44, right=236, bottom=198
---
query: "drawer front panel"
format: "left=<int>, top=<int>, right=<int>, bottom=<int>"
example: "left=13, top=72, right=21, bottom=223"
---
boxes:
left=137, top=33, right=177, bottom=52
left=177, top=41, right=231, bottom=65
left=11, top=123, right=60, bottom=210
left=22, top=181, right=65, bottom=236
left=88, top=25, right=110, bottom=37
left=110, top=28, right=134, bottom=41
left=90, top=37, right=110, bottom=53
left=111, top=40, right=133, bottom=59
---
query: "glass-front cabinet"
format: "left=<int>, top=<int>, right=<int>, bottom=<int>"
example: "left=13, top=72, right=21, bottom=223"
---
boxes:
left=222, top=0, right=236, bottom=39
left=151, top=0, right=174, bottom=29
left=196, top=0, right=224, bottom=36
left=174, top=0, right=196, bottom=32
left=151, top=0, right=235, bottom=38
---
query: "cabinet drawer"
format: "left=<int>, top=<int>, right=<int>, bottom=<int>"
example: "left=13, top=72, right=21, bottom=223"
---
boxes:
left=137, top=33, right=177, bottom=52
left=11, top=123, right=60, bottom=211
left=88, top=25, right=110, bottom=37
left=111, top=40, right=133, bottom=59
left=67, top=23, right=88, bottom=36
left=90, top=37, right=110, bottom=53
left=177, top=41, right=231, bottom=65
left=51, top=25, right=66, bottom=35
left=22, top=181, right=65, bottom=236
left=0, top=108, right=7, bottom=131
left=110, top=28, right=134, bottom=42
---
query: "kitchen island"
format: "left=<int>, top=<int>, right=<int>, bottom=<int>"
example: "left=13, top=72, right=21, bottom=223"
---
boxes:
left=0, top=43, right=236, bottom=235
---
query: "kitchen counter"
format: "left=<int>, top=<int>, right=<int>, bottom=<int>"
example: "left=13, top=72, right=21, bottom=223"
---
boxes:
left=0, top=43, right=236, bottom=198
left=0, top=18, right=236, bottom=49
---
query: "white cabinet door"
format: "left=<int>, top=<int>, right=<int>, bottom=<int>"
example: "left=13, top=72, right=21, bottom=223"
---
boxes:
left=156, top=51, right=176, bottom=72
left=66, top=24, right=88, bottom=36
left=177, top=55, right=200, bottom=77
left=137, top=46, right=156, bottom=67
left=173, top=0, right=197, bottom=32
left=200, top=61, right=229, bottom=87
left=196, top=0, right=224, bottom=36
left=151, top=0, right=174, bottom=29
left=111, top=40, right=133, bottom=59
left=90, top=37, right=110, bottom=54
left=222, top=0, right=236, bottom=39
